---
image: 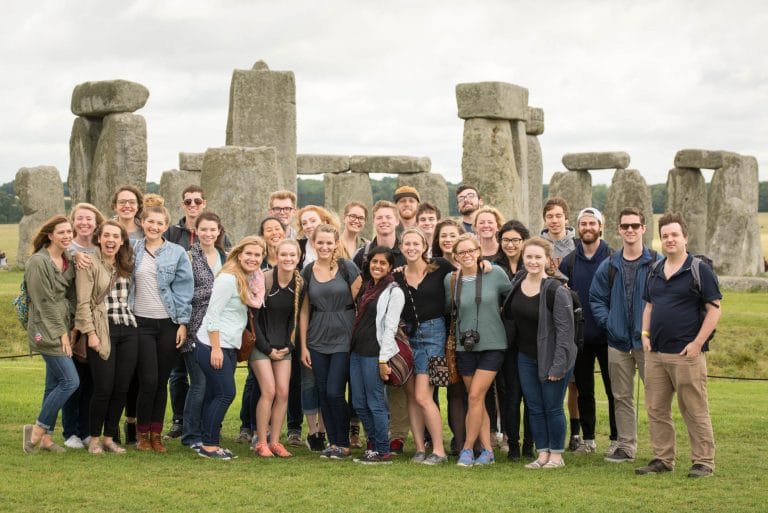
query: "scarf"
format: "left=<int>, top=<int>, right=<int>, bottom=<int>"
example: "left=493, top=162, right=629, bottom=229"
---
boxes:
left=351, top=273, right=394, bottom=335
left=247, top=268, right=265, bottom=308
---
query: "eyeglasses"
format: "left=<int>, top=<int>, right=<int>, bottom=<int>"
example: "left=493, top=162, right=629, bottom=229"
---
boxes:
left=501, top=237, right=523, bottom=246
left=619, top=223, right=643, bottom=231
left=184, top=198, right=204, bottom=206
left=346, top=214, right=365, bottom=223
left=271, top=207, right=295, bottom=214
left=455, top=248, right=479, bottom=257
left=117, top=199, right=137, bottom=206
left=456, top=192, right=478, bottom=203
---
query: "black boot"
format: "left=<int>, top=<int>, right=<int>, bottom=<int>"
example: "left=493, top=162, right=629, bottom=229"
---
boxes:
left=124, top=420, right=137, bottom=445
left=507, top=443, right=521, bottom=462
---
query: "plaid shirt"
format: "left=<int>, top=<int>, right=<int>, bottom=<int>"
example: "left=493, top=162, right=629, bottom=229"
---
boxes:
left=106, top=276, right=137, bottom=327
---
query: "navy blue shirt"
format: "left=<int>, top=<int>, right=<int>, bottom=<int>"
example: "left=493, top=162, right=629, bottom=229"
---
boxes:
left=643, top=254, right=721, bottom=354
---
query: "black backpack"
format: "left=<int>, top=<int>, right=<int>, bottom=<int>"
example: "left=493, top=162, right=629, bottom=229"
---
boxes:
left=544, top=279, right=584, bottom=351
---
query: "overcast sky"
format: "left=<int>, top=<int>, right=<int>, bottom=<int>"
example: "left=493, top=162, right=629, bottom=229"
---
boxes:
left=1, top=0, right=765, bottom=190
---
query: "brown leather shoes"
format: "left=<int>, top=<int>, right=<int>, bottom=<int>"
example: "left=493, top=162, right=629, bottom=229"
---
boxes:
left=150, top=432, right=167, bottom=453
left=136, top=431, right=152, bottom=451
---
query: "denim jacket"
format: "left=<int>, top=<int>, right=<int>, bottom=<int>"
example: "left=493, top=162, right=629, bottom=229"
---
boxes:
left=130, top=238, right=194, bottom=325
left=589, top=246, right=661, bottom=352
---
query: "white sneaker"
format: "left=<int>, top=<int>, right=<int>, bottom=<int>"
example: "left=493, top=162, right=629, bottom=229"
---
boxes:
left=573, top=440, right=597, bottom=454
left=64, top=435, right=85, bottom=449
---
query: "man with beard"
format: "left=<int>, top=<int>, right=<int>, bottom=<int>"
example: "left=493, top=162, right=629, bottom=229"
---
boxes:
left=559, top=208, right=617, bottom=455
left=455, top=184, right=482, bottom=234
left=393, top=186, right=420, bottom=234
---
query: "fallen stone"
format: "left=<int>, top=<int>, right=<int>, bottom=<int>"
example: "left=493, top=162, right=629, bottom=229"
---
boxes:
left=526, top=135, right=544, bottom=234
left=674, top=149, right=723, bottom=170
left=15, top=166, right=65, bottom=268
left=707, top=197, right=762, bottom=276
left=71, top=80, right=149, bottom=117
left=603, top=169, right=654, bottom=249
left=297, top=154, right=350, bottom=175
left=67, top=116, right=102, bottom=207
left=324, top=173, right=374, bottom=240
left=461, top=118, right=523, bottom=220
left=562, top=152, right=630, bottom=171
left=665, top=167, right=707, bottom=254
left=201, top=146, right=278, bottom=242
left=226, top=65, right=296, bottom=192
left=547, top=170, right=592, bottom=228
left=349, top=155, right=430, bottom=174
left=718, top=276, right=768, bottom=293
left=179, top=152, right=204, bottom=171
left=456, top=82, right=529, bottom=120
left=90, top=113, right=147, bottom=216
left=160, top=169, right=202, bottom=223
left=526, top=107, right=544, bottom=135
left=396, top=172, right=450, bottom=220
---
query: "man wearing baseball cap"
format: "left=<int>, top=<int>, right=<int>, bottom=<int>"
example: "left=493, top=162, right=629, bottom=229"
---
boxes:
left=393, top=185, right=421, bottom=232
left=558, top=207, right=618, bottom=456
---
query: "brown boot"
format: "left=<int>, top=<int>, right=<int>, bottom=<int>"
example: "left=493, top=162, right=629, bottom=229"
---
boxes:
left=136, top=431, right=152, bottom=451
left=150, top=432, right=167, bottom=453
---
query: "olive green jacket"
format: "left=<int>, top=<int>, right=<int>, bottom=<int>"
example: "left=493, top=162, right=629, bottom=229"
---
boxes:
left=25, top=248, right=75, bottom=356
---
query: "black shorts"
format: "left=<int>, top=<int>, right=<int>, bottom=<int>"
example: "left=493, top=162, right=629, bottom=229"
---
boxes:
left=456, top=350, right=505, bottom=376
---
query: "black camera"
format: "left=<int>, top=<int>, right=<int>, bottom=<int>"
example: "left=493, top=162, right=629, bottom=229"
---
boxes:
left=459, top=330, right=480, bottom=351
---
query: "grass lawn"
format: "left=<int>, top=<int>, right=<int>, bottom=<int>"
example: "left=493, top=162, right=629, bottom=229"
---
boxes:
left=0, top=359, right=766, bottom=513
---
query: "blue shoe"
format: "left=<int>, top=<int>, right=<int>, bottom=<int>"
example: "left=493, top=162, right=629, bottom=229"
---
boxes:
left=319, top=445, right=335, bottom=458
left=457, top=448, right=474, bottom=467
left=475, top=449, right=495, bottom=466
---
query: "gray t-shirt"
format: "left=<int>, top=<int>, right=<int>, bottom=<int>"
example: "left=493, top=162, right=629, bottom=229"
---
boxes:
left=302, top=259, right=359, bottom=354
left=622, top=257, right=641, bottom=325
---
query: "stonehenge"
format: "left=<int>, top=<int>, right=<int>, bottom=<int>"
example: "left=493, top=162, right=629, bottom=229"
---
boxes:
left=15, top=166, right=65, bottom=268
left=548, top=170, right=593, bottom=228
left=603, top=169, right=654, bottom=248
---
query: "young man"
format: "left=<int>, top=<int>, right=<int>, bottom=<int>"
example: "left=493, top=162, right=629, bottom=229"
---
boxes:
left=393, top=186, right=420, bottom=232
left=165, top=185, right=207, bottom=250
left=416, top=202, right=441, bottom=251
left=636, top=213, right=721, bottom=478
left=268, top=190, right=298, bottom=240
left=590, top=207, right=661, bottom=463
left=455, top=184, right=482, bottom=234
left=559, top=208, right=617, bottom=455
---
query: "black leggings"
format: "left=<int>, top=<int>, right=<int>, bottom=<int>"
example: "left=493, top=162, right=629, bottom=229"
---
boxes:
left=136, top=317, right=178, bottom=433
left=574, top=343, right=617, bottom=440
left=88, top=322, right=138, bottom=438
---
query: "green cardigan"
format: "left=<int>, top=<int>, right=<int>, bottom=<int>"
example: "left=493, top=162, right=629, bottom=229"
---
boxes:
left=25, top=248, right=75, bottom=356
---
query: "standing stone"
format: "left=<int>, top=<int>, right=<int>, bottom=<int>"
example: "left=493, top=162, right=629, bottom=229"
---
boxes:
left=603, top=169, right=653, bottom=249
left=179, top=152, right=204, bottom=171
left=160, top=169, right=202, bottom=223
left=71, top=80, right=149, bottom=117
left=226, top=62, right=296, bottom=192
left=90, top=113, right=147, bottom=215
left=526, top=107, right=544, bottom=136
left=707, top=153, right=761, bottom=275
left=68, top=116, right=102, bottom=207
left=526, top=135, right=544, bottom=234
left=707, top=197, right=762, bottom=276
left=324, top=173, right=374, bottom=239
left=396, top=172, right=449, bottom=219
left=666, top=167, right=707, bottom=254
left=201, top=146, right=278, bottom=242
left=461, top=118, right=522, bottom=220
left=510, top=120, right=529, bottom=226
left=548, top=170, right=592, bottom=228
left=562, top=152, right=630, bottom=171
left=15, top=166, right=65, bottom=268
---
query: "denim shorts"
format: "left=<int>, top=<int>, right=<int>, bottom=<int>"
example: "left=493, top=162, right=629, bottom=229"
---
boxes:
left=456, top=349, right=505, bottom=376
left=409, top=317, right=446, bottom=375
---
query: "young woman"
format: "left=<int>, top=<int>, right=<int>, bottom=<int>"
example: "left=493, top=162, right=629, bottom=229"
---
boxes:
left=431, top=219, right=465, bottom=268
left=299, top=224, right=362, bottom=459
left=260, top=216, right=286, bottom=270
left=131, top=204, right=193, bottom=452
left=179, top=212, right=228, bottom=451
left=22, top=216, right=78, bottom=453
left=111, top=185, right=144, bottom=246
left=445, top=234, right=512, bottom=466
left=494, top=220, right=531, bottom=280
left=196, top=236, right=266, bottom=460
left=396, top=228, right=453, bottom=465
left=474, top=206, right=504, bottom=259
left=503, top=237, right=576, bottom=469
left=251, top=240, right=304, bottom=458
left=74, top=220, right=136, bottom=454
left=350, top=246, right=402, bottom=465
left=340, top=201, right=369, bottom=259
left=297, top=205, right=344, bottom=268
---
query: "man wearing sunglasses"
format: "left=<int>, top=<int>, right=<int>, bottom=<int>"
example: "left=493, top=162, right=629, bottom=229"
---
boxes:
left=589, top=207, right=661, bottom=463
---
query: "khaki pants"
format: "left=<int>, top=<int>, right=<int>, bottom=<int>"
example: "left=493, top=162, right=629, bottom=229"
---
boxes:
left=644, top=351, right=715, bottom=470
left=608, top=346, right=644, bottom=457
left=388, top=385, right=410, bottom=441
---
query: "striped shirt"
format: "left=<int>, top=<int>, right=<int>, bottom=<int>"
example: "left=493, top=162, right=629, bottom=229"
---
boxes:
left=133, top=252, right=169, bottom=319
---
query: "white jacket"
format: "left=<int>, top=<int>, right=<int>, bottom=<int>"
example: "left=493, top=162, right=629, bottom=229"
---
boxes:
left=376, top=282, right=405, bottom=362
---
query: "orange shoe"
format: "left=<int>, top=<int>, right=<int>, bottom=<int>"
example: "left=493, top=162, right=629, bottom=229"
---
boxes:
left=269, top=442, right=293, bottom=458
left=136, top=432, right=152, bottom=451
left=254, top=442, right=274, bottom=458
left=150, top=432, right=167, bottom=453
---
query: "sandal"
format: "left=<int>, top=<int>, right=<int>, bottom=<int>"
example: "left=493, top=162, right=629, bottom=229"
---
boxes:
left=40, top=442, right=66, bottom=453
left=525, top=459, right=548, bottom=469
left=88, top=441, right=104, bottom=454
left=102, top=440, right=127, bottom=454
left=542, top=459, right=566, bottom=469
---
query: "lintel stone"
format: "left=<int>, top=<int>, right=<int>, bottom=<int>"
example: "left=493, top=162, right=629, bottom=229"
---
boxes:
left=526, top=107, right=544, bottom=135
left=71, top=80, right=149, bottom=116
left=674, top=149, right=724, bottom=170
left=562, top=152, right=630, bottom=171
left=456, top=82, right=529, bottom=120
left=349, top=155, right=430, bottom=174
left=297, top=154, right=350, bottom=175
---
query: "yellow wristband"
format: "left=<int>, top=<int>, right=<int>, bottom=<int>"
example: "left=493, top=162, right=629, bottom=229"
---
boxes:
left=641, top=330, right=650, bottom=338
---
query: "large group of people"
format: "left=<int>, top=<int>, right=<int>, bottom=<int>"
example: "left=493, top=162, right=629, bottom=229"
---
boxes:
left=20, top=182, right=721, bottom=477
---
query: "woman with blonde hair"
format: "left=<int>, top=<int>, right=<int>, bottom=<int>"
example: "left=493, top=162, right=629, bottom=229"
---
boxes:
left=297, top=205, right=347, bottom=267
left=196, top=236, right=267, bottom=459
left=473, top=206, right=504, bottom=259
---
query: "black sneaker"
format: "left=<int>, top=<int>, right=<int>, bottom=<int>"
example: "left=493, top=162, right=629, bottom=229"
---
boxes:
left=568, top=434, right=581, bottom=451
left=507, top=443, right=521, bottom=462
left=687, top=464, right=714, bottom=478
left=124, top=421, right=137, bottom=445
left=605, top=448, right=635, bottom=463
left=306, top=432, right=326, bottom=452
left=164, top=422, right=183, bottom=439
left=635, top=458, right=673, bottom=475
left=522, top=441, right=535, bottom=459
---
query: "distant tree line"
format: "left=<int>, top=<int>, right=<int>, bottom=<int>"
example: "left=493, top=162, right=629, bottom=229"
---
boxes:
left=0, top=179, right=765, bottom=224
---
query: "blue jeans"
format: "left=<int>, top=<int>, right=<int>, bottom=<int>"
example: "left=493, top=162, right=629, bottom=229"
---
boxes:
left=410, top=317, right=446, bottom=375
left=181, top=350, right=206, bottom=446
left=518, top=353, right=573, bottom=453
left=301, top=365, right=320, bottom=415
left=349, top=352, right=389, bottom=454
left=196, top=344, right=237, bottom=447
left=62, top=358, right=91, bottom=439
left=38, top=355, right=80, bottom=433
left=168, top=352, right=189, bottom=425
left=309, top=349, right=350, bottom=447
